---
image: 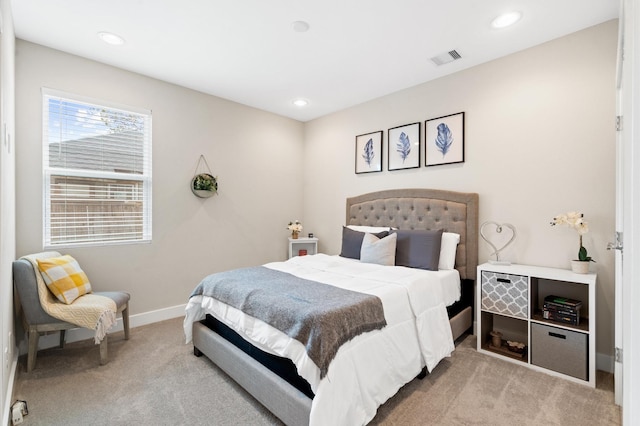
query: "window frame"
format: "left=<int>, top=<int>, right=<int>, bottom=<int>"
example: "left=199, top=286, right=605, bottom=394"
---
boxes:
left=42, top=88, right=152, bottom=248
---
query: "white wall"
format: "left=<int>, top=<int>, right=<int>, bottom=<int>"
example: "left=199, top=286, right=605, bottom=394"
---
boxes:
left=15, top=41, right=304, bottom=316
left=303, top=21, right=618, bottom=362
left=0, top=0, right=16, bottom=420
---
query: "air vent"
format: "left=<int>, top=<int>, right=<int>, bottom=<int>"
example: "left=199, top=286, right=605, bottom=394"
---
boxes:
left=430, top=50, right=462, bottom=66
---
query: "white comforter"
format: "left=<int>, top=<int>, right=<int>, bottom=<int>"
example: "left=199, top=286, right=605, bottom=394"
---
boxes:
left=184, top=254, right=459, bottom=425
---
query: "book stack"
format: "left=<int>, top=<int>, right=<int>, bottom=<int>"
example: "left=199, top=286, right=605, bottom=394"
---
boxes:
left=298, top=249, right=308, bottom=256
left=543, top=295, right=582, bottom=326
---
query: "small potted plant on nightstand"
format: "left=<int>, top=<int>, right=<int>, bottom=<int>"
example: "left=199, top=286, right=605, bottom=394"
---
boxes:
left=191, top=173, right=218, bottom=198
left=287, top=220, right=303, bottom=239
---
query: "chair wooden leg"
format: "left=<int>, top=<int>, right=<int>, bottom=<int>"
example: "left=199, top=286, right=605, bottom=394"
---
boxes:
left=27, top=329, right=39, bottom=373
left=122, top=304, right=130, bottom=340
left=59, top=330, right=66, bottom=348
left=99, top=336, right=108, bottom=365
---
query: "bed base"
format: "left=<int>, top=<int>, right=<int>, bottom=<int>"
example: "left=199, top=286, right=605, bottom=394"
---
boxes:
left=193, top=321, right=312, bottom=426
left=192, top=306, right=472, bottom=426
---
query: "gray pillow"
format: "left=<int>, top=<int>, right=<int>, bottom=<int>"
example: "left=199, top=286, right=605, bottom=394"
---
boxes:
left=360, top=232, right=397, bottom=266
left=339, top=226, right=389, bottom=259
left=392, top=229, right=443, bottom=270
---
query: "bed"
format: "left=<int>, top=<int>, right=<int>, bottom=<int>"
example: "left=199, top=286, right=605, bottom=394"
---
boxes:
left=184, top=188, right=479, bottom=426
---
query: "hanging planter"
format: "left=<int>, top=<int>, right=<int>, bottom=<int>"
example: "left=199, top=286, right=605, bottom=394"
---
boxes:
left=191, top=155, right=218, bottom=198
left=191, top=173, right=218, bottom=198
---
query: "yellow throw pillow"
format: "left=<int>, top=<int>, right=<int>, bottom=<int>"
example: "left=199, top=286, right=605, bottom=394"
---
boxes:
left=37, top=255, right=92, bottom=304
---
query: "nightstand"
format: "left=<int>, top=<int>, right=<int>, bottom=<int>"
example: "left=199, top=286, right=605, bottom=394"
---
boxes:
left=288, top=237, right=318, bottom=259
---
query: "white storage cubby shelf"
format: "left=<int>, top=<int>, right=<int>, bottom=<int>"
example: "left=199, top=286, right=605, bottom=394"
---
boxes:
left=288, top=237, right=318, bottom=259
left=476, top=262, right=596, bottom=387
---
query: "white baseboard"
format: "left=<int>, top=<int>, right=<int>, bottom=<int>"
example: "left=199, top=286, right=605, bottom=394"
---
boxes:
left=18, top=304, right=187, bottom=354
left=3, top=352, right=18, bottom=426
left=597, top=352, right=614, bottom=374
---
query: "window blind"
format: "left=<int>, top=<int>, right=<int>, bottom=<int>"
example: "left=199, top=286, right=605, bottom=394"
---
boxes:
left=42, top=89, right=152, bottom=247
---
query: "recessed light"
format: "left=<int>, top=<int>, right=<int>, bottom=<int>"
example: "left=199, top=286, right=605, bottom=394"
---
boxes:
left=98, top=31, right=125, bottom=46
left=292, top=21, right=310, bottom=33
left=293, top=99, right=308, bottom=107
left=491, top=11, right=522, bottom=29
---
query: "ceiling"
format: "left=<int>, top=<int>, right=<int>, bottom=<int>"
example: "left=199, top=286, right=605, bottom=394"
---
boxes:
left=12, top=1, right=619, bottom=122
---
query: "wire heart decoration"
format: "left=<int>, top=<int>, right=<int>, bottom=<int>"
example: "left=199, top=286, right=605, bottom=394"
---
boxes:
left=480, top=221, right=517, bottom=264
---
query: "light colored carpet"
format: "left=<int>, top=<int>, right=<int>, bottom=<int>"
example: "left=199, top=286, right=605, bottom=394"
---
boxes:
left=12, top=318, right=621, bottom=425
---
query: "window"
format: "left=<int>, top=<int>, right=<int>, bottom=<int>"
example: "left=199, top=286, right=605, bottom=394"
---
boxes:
left=42, top=89, right=152, bottom=247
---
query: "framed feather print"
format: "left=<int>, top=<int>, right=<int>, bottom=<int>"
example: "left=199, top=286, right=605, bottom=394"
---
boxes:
left=355, top=131, right=383, bottom=174
left=388, top=122, right=420, bottom=171
left=425, top=112, right=465, bottom=167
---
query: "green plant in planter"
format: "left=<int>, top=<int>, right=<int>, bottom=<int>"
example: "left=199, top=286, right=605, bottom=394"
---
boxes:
left=193, top=173, right=218, bottom=192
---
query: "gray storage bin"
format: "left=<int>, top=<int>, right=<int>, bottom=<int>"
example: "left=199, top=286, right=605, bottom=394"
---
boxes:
left=531, top=323, right=588, bottom=380
left=481, top=271, right=528, bottom=319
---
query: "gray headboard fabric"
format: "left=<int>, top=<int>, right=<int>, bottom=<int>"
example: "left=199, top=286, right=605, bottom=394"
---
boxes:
left=346, top=188, right=479, bottom=280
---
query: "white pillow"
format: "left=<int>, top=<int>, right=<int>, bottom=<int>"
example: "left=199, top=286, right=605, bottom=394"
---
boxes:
left=360, top=232, right=397, bottom=266
left=439, top=232, right=460, bottom=270
left=347, top=225, right=393, bottom=233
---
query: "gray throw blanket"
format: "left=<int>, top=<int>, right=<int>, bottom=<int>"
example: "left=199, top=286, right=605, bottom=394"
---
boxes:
left=190, top=266, right=387, bottom=378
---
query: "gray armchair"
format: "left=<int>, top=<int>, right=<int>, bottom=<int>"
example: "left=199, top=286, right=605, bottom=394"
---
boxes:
left=13, top=256, right=130, bottom=372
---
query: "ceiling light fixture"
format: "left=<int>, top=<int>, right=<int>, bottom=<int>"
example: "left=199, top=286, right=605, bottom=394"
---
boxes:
left=293, top=99, right=308, bottom=107
left=98, top=31, right=125, bottom=46
left=491, top=11, right=522, bottom=29
left=292, top=21, right=310, bottom=33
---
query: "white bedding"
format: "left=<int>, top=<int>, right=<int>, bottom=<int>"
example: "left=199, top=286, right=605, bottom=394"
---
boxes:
left=184, top=253, right=460, bottom=426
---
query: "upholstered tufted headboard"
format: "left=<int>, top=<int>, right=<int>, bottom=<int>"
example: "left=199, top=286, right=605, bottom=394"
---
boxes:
left=346, top=188, right=479, bottom=280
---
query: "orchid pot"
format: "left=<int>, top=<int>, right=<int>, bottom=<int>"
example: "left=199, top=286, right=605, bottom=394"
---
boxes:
left=571, top=260, right=590, bottom=274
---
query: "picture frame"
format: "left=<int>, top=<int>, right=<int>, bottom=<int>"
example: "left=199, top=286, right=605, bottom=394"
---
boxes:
left=355, top=131, right=383, bottom=174
left=388, top=122, right=420, bottom=171
left=425, top=112, right=465, bottom=167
